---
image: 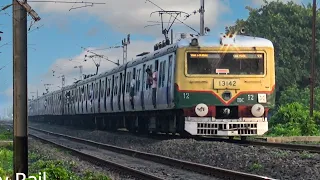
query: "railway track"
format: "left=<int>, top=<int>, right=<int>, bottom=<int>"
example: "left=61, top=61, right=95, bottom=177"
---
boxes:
left=91, top=128, right=320, bottom=154
left=29, top=126, right=275, bottom=180
left=197, top=137, right=320, bottom=153
left=28, top=122, right=320, bottom=154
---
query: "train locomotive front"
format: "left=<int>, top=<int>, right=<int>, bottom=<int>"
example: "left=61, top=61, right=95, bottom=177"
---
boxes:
left=174, top=34, right=275, bottom=138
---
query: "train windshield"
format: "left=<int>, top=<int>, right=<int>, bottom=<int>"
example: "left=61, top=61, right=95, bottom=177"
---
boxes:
left=186, top=52, right=264, bottom=75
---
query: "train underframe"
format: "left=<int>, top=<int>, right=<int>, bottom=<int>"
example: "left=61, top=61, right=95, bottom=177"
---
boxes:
left=28, top=109, right=268, bottom=138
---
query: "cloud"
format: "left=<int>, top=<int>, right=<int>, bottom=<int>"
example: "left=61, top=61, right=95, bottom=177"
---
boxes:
left=31, top=0, right=230, bottom=36
left=28, top=39, right=160, bottom=97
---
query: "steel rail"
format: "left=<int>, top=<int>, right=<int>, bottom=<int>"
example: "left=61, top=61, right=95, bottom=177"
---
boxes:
left=29, top=126, right=275, bottom=180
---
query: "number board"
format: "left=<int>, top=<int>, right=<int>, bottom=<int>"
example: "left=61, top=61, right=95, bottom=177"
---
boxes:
left=214, top=79, right=240, bottom=89
left=233, top=53, right=263, bottom=59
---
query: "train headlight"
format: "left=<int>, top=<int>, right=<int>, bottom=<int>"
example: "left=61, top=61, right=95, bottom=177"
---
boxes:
left=251, top=104, right=265, bottom=117
left=190, top=38, right=199, bottom=46
left=222, top=108, right=231, bottom=115
left=222, top=91, right=232, bottom=101
left=195, top=103, right=209, bottom=117
left=258, top=94, right=267, bottom=103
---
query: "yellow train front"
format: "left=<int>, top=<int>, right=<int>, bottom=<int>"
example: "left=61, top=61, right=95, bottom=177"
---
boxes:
left=174, top=34, right=275, bottom=138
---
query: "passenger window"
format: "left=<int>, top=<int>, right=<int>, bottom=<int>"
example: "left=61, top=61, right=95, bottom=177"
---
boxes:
left=108, top=79, right=111, bottom=96
left=101, top=81, right=104, bottom=97
left=159, top=62, right=163, bottom=88
left=96, top=82, right=98, bottom=99
left=162, top=61, right=166, bottom=87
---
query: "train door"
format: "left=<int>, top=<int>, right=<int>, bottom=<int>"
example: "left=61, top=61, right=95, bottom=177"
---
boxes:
left=110, top=75, right=114, bottom=111
left=167, top=55, right=173, bottom=107
left=118, top=72, right=123, bottom=111
left=141, top=64, right=146, bottom=110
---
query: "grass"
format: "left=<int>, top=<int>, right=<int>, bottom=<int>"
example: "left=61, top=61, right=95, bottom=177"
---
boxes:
left=0, top=130, right=111, bottom=180
left=0, top=126, right=13, bottom=140
left=0, top=145, right=111, bottom=180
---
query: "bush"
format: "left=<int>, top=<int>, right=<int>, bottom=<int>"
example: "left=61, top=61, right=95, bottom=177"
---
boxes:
left=268, top=102, right=320, bottom=136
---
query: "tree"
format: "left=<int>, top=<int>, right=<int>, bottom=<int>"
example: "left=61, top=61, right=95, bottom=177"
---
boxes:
left=268, top=102, right=320, bottom=136
left=227, top=0, right=320, bottom=103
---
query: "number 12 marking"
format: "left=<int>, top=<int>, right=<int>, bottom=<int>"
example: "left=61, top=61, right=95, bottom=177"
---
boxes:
left=183, top=93, right=190, bottom=99
left=248, top=95, right=254, bottom=101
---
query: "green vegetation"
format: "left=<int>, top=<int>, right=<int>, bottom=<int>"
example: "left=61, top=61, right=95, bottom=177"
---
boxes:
left=0, top=126, right=13, bottom=140
left=27, top=154, right=111, bottom=180
left=227, top=0, right=320, bottom=136
left=0, top=145, right=110, bottom=180
left=249, top=163, right=263, bottom=171
left=0, top=127, right=110, bottom=180
left=0, top=146, right=13, bottom=177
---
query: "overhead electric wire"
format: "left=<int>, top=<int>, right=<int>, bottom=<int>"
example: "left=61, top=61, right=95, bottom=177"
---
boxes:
left=28, top=1, right=105, bottom=4
left=145, top=0, right=200, bottom=35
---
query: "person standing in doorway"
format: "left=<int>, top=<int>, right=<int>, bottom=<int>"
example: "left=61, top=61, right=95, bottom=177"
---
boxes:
left=152, top=61, right=158, bottom=108
left=146, top=68, right=153, bottom=88
left=130, top=74, right=136, bottom=109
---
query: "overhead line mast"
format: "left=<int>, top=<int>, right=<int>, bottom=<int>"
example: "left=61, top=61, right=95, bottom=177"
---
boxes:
left=200, top=0, right=205, bottom=36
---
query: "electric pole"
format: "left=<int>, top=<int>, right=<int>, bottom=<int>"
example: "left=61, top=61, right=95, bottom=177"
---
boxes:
left=13, top=0, right=28, bottom=177
left=12, top=0, right=40, bottom=178
left=62, top=75, right=65, bottom=87
left=310, top=0, right=316, bottom=117
left=122, top=34, right=130, bottom=64
left=199, top=0, right=205, bottom=36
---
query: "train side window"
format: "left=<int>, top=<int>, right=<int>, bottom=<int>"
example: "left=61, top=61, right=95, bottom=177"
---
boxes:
left=107, top=79, right=110, bottom=96
left=116, top=76, right=119, bottom=95
left=159, top=62, right=163, bottom=88
left=78, top=88, right=80, bottom=101
left=97, top=82, right=99, bottom=99
left=162, top=61, right=166, bottom=87
left=139, top=69, right=141, bottom=91
left=93, top=83, right=95, bottom=99
left=125, top=72, right=128, bottom=93
left=113, top=78, right=116, bottom=96
left=133, top=68, right=136, bottom=80
left=114, top=76, right=118, bottom=96
left=132, top=68, right=136, bottom=92
left=123, top=73, right=126, bottom=93
left=101, top=80, right=104, bottom=97
left=136, top=69, right=140, bottom=92
left=96, top=82, right=99, bottom=99
left=92, top=83, right=95, bottom=99
left=146, top=65, right=149, bottom=90
left=104, top=78, right=108, bottom=97
left=109, top=78, right=112, bottom=96
left=85, top=85, right=88, bottom=100
left=106, top=79, right=109, bottom=97
left=126, top=71, right=130, bottom=93
left=119, top=74, right=122, bottom=94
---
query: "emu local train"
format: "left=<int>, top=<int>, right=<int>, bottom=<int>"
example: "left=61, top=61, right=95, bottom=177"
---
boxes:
left=28, top=32, right=275, bottom=138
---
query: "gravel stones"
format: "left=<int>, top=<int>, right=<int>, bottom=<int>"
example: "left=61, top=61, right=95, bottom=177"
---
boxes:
left=30, top=122, right=320, bottom=180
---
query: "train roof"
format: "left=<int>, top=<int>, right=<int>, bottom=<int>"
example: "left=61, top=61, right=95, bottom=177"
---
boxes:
left=30, top=33, right=273, bottom=102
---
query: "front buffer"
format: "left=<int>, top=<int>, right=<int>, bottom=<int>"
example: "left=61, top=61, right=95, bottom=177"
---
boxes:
left=176, top=90, right=274, bottom=137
